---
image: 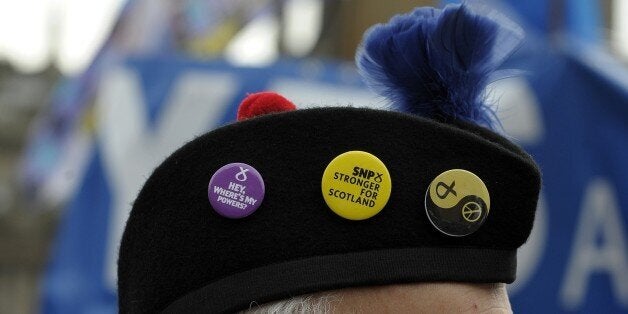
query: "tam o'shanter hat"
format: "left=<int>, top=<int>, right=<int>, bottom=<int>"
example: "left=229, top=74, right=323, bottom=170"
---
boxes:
left=118, top=4, right=541, bottom=313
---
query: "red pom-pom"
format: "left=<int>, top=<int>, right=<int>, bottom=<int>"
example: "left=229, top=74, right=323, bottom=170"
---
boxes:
left=237, top=92, right=296, bottom=121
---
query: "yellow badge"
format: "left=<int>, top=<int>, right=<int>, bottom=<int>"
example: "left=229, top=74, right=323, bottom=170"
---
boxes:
left=321, top=151, right=392, bottom=220
left=425, top=169, right=490, bottom=236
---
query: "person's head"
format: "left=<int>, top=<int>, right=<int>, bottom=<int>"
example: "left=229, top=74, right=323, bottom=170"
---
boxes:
left=117, top=4, right=538, bottom=313
left=243, top=283, right=512, bottom=314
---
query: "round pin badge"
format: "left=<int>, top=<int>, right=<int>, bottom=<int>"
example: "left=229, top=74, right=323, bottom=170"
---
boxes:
left=425, top=169, right=490, bottom=236
left=321, top=151, right=392, bottom=220
left=208, top=163, right=265, bottom=219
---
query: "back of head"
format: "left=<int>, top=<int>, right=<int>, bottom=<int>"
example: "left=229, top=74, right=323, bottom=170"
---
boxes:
left=244, top=283, right=512, bottom=314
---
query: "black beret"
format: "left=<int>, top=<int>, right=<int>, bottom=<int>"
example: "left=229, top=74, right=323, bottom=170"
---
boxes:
left=119, top=3, right=541, bottom=312
left=117, top=107, right=541, bottom=313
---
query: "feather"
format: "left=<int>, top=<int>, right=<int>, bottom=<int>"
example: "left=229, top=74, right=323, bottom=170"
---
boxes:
left=355, top=3, right=523, bottom=128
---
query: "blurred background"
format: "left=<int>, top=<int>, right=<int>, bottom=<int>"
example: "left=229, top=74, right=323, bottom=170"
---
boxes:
left=0, top=0, right=626, bottom=313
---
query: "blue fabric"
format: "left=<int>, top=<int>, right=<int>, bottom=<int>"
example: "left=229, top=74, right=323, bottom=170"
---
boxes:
left=506, top=46, right=628, bottom=313
left=41, top=149, right=117, bottom=314
left=565, top=0, right=602, bottom=43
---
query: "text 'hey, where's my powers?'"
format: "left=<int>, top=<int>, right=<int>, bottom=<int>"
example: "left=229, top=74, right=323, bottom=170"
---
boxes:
left=213, top=182, right=258, bottom=210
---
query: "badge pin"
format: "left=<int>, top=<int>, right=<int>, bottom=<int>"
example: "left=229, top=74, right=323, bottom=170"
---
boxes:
left=321, top=151, right=392, bottom=220
left=208, top=163, right=265, bottom=219
left=424, top=169, right=490, bottom=236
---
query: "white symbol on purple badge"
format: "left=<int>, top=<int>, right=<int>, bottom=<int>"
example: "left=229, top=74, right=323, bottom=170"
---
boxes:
left=208, top=163, right=265, bottom=219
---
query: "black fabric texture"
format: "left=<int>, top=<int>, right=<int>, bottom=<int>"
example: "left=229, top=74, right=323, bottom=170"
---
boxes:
left=117, top=107, right=541, bottom=313
left=162, top=248, right=516, bottom=313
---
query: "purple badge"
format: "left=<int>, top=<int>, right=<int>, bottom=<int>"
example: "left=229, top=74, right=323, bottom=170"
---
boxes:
left=208, top=163, right=265, bottom=219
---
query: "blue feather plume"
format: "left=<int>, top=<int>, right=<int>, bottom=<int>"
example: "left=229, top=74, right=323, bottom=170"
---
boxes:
left=356, top=3, right=523, bottom=128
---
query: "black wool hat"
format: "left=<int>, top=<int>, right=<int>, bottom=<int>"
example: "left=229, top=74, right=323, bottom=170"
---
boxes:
left=117, top=4, right=541, bottom=314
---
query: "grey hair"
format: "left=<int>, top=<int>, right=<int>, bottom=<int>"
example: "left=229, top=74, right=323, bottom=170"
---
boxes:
left=240, top=294, right=341, bottom=314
